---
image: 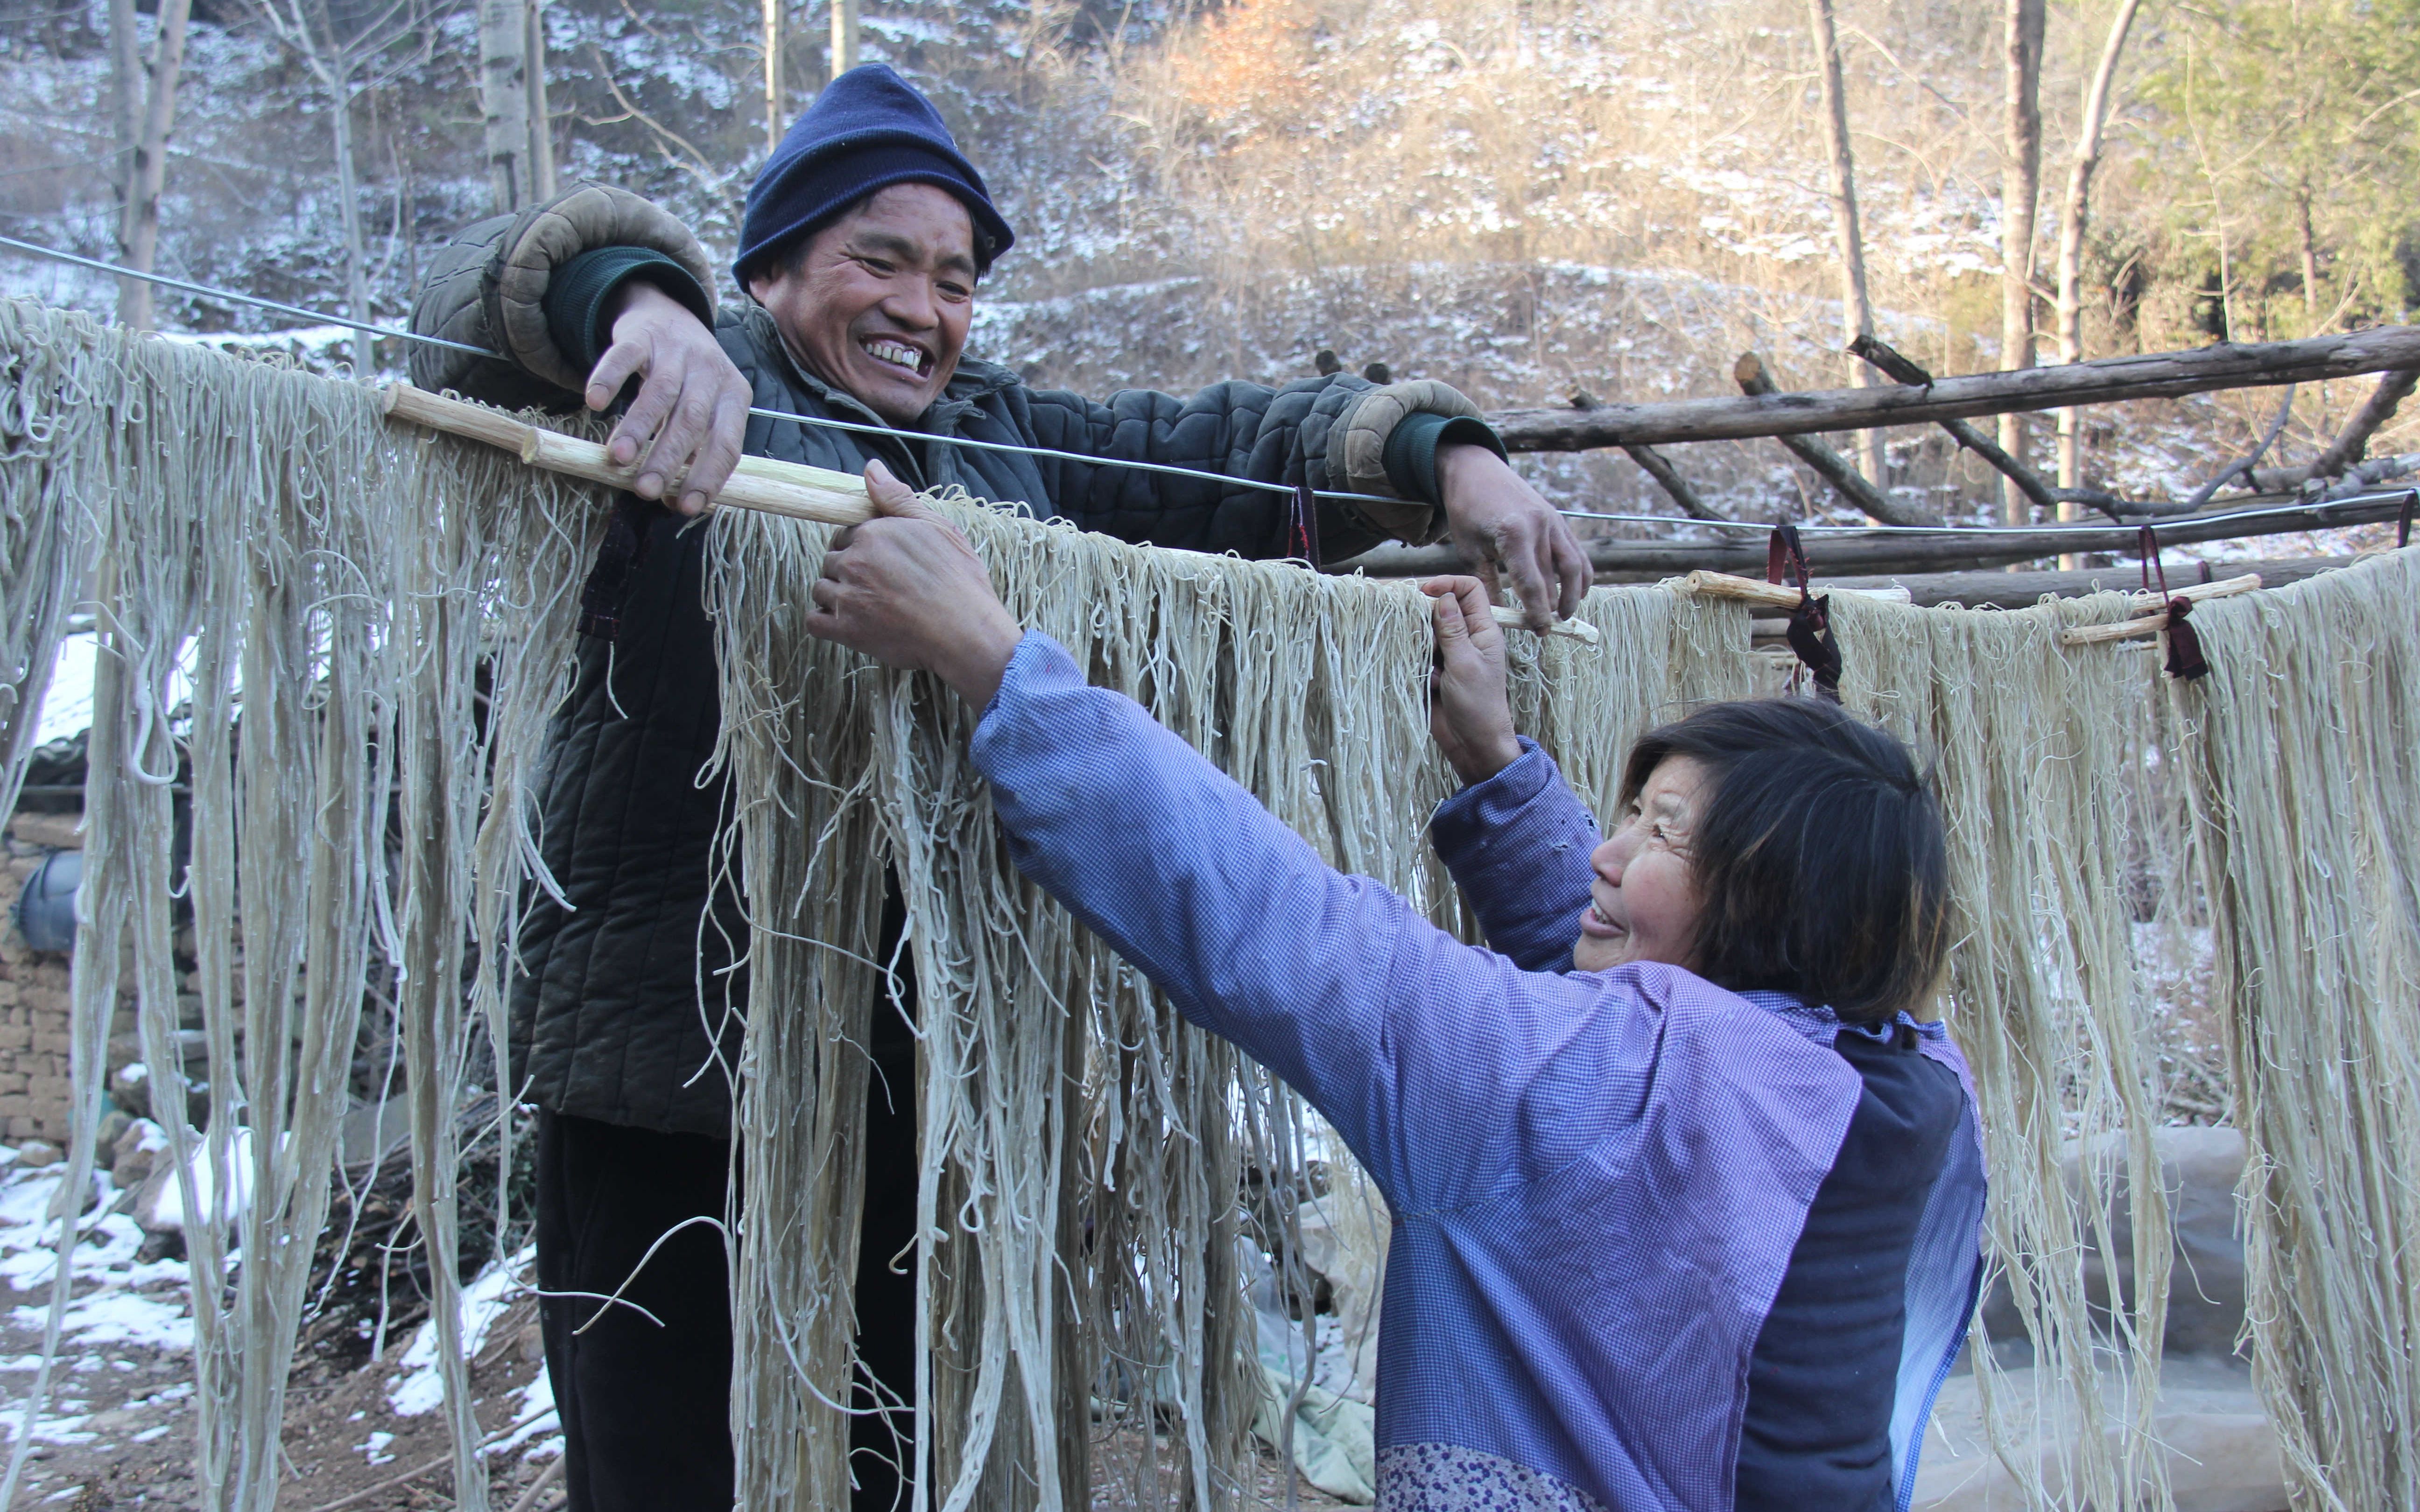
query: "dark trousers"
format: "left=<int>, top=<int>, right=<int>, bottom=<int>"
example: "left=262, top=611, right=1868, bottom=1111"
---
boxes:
left=536, top=1050, right=921, bottom=1510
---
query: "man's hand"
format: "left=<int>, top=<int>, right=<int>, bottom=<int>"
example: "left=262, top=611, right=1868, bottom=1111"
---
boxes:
left=804, top=461, right=1025, bottom=704
left=1435, top=442, right=1592, bottom=629
left=585, top=281, right=753, bottom=517
left=1421, top=576, right=1522, bottom=784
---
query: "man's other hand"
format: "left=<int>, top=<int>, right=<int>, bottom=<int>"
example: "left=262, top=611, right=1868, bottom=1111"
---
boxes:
left=586, top=281, right=753, bottom=517
left=804, top=461, right=1025, bottom=705
left=1435, top=442, right=1592, bottom=629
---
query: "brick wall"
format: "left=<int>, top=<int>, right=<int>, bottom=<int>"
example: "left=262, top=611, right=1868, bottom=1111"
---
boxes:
left=0, top=811, right=145, bottom=1146
left=0, top=811, right=81, bottom=1142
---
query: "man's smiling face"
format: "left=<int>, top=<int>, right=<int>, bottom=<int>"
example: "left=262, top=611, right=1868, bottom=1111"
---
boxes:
left=747, top=182, right=979, bottom=426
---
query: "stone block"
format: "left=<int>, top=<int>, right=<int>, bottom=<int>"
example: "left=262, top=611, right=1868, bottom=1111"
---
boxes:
left=6, top=813, right=80, bottom=850
left=0, top=1024, right=29, bottom=1051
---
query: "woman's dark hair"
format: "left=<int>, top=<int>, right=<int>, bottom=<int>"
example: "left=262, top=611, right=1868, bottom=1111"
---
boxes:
left=1619, top=698, right=1951, bottom=1023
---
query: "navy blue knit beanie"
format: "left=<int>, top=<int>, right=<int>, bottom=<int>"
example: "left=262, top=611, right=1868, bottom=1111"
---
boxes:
left=734, top=64, right=1015, bottom=286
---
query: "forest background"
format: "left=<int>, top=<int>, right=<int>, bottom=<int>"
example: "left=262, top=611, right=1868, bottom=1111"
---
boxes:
left=4, top=0, right=2418, bottom=527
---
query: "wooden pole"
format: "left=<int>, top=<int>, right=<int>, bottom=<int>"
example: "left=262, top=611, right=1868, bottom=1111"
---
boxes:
left=1337, top=493, right=2416, bottom=579
left=1848, top=334, right=2066, bottom=515
left=1484, top=325, right=2420, bottom=452
left=2290, top=368, right=2420, bottom=485
left=1734, top=353, right=1941, bottom=527
left=1620, top=444, right=1728, bottom=522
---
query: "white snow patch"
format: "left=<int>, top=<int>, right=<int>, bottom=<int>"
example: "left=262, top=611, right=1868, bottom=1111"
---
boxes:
left=0, top=1164, right=195, bottom=1359
left=387, top=1244, right=533, bottom=1418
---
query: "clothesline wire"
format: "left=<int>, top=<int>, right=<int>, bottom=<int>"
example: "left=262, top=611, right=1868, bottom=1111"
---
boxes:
left=3, top=233, right=2411, bottom=542
left=0, top=234, right=1393, bottom=505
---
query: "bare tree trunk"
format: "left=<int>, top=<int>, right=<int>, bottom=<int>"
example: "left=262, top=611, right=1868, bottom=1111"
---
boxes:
left=523, top=0, right=555, bottom=201
left=110, top=0, right=192, bottom=331
left=2053, top=0, right=2143, bottom=567
left=1805, top=0, right=1889, bottom=515
left=830, top=0, right=858, bottom=77
left=2296, top=189, right=2321, bottom=328
left=327, top=65, right=377, bottom=375
left=764, top=0, right=783, bottom=152
left=1998, top=0, right=2046, bottom=524
left=478, top=0, right=534, bottom=211
left=108, top=0, right=141, bottom=264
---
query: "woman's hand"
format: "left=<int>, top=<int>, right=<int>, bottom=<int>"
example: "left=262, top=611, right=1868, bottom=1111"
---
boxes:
left=1421, top=575, right=1522, bottom=784
left=803, top=461, right=1025, bottom=704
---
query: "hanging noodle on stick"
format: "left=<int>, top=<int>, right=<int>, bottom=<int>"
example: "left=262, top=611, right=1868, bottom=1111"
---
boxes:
left=7, top=294, right=2420, bottom=1511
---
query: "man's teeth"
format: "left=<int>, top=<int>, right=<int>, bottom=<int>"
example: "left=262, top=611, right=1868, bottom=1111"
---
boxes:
left=1590, top=901, right=1617, bottom=928
left=864, top=340, right=925, bottom=374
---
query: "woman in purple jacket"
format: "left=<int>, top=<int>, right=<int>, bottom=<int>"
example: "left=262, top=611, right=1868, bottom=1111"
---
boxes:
left=805, top=471, right=1989, bottom=1512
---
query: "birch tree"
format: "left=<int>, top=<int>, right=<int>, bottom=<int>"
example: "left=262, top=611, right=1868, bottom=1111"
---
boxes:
left=764, top=0, right=784, bottom=152
left=108, top=0, right=194, bottom=330
left=2054, top=0, right=2146, bottom=504
left=1999, top=0, right=2046, bottom=523
left=243, top=0, right=428, bottom=373
left=480, top=0, right=553, bottom=211
left=1805, top=0, right=1888, bottom=510
left=832, top=0, right=859, bottom=77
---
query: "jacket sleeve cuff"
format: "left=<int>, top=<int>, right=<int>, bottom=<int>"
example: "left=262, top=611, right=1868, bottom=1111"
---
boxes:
left=1382, top=412, right=1507, bottom=505
left=1428, top=737, right=1602, bottom=972
left=546, top=246, right=716, bottom=378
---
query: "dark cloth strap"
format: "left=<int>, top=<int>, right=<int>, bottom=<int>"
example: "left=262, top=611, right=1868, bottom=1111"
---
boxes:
left=1767, top=525, right=1843, bottom=702
left=2138, top=525, right=2209, bottom=682
left=1289, top=481, right=1323, bottom=568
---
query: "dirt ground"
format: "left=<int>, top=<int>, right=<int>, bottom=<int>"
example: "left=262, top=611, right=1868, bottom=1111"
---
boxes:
left=0, top=1148, right=1347, bottom=1511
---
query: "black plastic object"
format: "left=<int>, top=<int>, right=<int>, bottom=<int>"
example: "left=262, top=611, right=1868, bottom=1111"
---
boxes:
left=14, top=848, right=80, bottom=952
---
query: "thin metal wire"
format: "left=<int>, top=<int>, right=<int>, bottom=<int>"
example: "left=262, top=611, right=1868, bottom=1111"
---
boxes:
left=6, top=233, right=2408, bottom=539
left=0, top=234, right=1399, bottom=505
left=0, top=232, right=495, bottom=357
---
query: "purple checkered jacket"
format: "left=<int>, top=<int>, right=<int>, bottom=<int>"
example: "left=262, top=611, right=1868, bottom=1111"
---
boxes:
left=971, top=633, right=1988, bottom=1512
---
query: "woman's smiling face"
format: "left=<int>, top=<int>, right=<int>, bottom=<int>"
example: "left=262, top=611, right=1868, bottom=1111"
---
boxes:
left=1575, top=755, right=1709, bottom=974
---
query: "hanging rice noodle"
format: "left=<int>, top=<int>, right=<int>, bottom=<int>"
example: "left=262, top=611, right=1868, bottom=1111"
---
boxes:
left=3, top=294, right=2418, bottom=1512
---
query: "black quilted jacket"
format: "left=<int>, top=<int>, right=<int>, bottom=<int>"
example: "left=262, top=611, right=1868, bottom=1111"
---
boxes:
left=412, top=220, right=1396, bottom=1137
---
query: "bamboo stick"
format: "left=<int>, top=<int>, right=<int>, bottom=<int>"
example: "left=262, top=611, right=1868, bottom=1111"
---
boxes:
left=1489, top=606, right=1599, bottom=644
left=2058, top=573, right=2263, bottom=644
left=383, top=384, right=1604, bottom=642
left=382, top=383, right=872, bottom=526
left=1680, top=572, right=1913, bottom=610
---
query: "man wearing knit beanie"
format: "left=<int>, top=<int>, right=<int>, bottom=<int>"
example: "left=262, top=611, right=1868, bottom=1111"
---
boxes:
left=411, top=63, right=1587, bottom=1512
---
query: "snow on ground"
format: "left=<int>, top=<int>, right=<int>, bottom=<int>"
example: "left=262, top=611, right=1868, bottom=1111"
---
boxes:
left=0, top=1155, right=192, bottom=1360
left=386, top=1242, right=563, bottom=1462
left=0, top=1147, right=196, bottom=1478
